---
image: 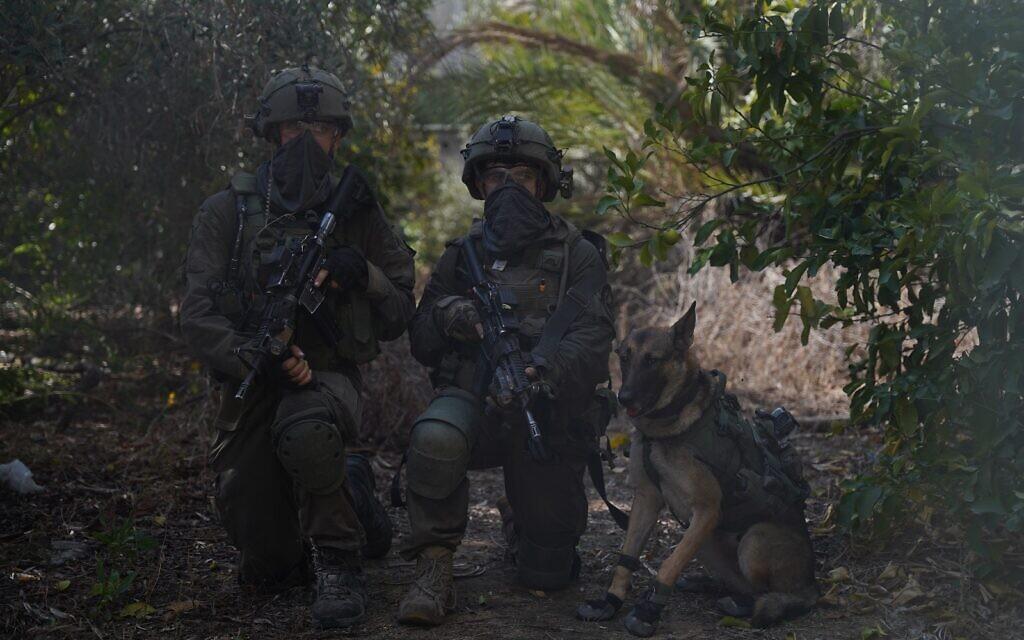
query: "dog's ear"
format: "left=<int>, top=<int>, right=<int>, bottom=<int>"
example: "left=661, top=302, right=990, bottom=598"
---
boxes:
left=672, top=301, right=697, bottom=351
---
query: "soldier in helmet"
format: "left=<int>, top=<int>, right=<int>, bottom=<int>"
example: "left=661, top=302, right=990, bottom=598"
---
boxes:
left=180, top=64, right=415, bottom=629
left=398, top=116, right=615, bottom=625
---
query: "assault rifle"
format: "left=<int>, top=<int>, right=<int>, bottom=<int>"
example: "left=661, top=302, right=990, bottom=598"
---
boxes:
left=233, top=168, right=365, bottom=400
left=462, top=239, right=548, bottom=462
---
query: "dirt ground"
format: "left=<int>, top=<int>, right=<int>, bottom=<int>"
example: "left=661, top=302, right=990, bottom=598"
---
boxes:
left=2, top=396, right=1022, bottom=640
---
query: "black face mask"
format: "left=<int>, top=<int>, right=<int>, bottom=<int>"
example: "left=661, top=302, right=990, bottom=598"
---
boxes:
left=482, top=182, right=552, bottom=257
left=258, top=130, right=333, bottom=215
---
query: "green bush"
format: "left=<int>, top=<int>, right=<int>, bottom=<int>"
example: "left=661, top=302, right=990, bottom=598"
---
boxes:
left=600, top=0, right=1023, bottom=575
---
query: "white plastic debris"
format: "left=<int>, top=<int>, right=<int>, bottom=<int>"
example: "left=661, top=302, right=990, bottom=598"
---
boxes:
left=0, top=459, right=44, bottom=494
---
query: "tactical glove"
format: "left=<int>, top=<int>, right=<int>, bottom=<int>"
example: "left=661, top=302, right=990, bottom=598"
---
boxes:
left=322, top=246, right=369, bottom=292
left=434, top=296, right=482, bottom=343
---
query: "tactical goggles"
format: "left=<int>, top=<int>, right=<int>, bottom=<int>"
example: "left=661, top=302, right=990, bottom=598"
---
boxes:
left=279, top=120, right=339, bottom=136
left=479, top=164, right=540, bottom=190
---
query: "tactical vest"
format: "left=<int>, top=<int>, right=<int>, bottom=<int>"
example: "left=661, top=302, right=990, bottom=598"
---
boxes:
left=213, top=171, right=380, bottom=370
left=642, top=371, right=811, bottom=533
left=439, top=220, right=577, bottom=387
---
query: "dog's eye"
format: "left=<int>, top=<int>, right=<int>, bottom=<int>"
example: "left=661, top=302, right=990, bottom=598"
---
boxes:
left=644, top=353, right=660, bottom=364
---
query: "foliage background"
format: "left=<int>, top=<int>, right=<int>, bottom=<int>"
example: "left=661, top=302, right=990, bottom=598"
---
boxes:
left=2, top=0, right=1021, bottom=607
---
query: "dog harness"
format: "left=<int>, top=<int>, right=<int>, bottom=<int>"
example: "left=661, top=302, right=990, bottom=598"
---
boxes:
left=639, top=370, right=810, bottom=533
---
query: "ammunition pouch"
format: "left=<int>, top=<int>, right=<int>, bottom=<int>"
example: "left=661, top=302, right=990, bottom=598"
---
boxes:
left=406, top=388, right=483, bottom=500
left=327, top=289, right=379, bottom=364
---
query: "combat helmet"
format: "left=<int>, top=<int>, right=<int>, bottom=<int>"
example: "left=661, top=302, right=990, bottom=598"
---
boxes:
left=460, top=115, right=573, bottom=202
left=247, top=63, right=353, bottom=142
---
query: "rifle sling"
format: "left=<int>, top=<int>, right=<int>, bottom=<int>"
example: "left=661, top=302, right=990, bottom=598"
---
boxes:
left=531, top=245, right=604, bottom=367
left=588, top=451, right=630, bottom=530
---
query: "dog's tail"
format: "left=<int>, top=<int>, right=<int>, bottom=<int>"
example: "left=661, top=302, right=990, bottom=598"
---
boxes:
left=751, top=585, right=818, bottom=627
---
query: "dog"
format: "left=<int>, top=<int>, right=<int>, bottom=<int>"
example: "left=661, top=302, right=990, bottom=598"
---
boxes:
left=576, top=302, right=818, bottom=637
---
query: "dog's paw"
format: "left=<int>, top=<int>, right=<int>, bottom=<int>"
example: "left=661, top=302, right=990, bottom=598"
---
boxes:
left=576, top=593, right=622, bottom=621
left=716, top=594, right=755, bottom=618
left=623, top=600, right=663, bottom=637
left=674, top=574, right=722, bottom=594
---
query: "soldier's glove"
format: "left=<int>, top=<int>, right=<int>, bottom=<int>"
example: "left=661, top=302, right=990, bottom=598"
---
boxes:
left=434, top=296, right=482, bottom=343
left=321, top=246, right=368, bottom=292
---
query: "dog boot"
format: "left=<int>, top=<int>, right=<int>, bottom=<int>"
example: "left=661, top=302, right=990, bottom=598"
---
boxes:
left=624, top=582, right=672, bottom=637
left=310, top=545, right=366, bottom=630
left=345, top=453, right=393, bottom=559
left=397, top=546, right=456, bottom=626
left=577, top=592, right=623, bottom=621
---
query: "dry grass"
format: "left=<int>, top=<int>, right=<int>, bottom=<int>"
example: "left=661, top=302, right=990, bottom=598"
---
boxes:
left=612, top=239, right=866, bottom=421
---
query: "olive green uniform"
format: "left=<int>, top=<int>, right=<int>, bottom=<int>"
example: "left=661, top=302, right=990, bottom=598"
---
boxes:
left=404, top=217, right=614, bottom=589
left=181, top=173, right=414, bottom=587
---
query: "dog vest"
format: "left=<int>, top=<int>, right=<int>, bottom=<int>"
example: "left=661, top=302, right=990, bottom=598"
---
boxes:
left=641, top=370, right=810, bottom=533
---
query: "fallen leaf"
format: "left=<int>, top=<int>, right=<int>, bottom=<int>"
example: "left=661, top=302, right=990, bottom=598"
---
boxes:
left=119, top=602, right=156, bottom=619
left=49, top=606, right=69, bottom=620
left=163, top=599, right=199, bottom=620
left=892, top=577, right=925, bottom=606
left=13, top=572, right=40, bottom=583
left=528, top=589, right=547, bottom=598
left=861, top=625, right=886, bottom=639
left=877, top=562, right=900, bottom=583
left=819, top=585, right=843, bottom=607
left=153, top=515, right=167, bottom=526
left=718, top=616, right=751, bottom=629
left=828, top=567, right=851, bottom=582
left=55, top=579, right=71, bottom=592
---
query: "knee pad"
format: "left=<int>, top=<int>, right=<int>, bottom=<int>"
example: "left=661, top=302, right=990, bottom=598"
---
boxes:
left=406, top=389, right=481, bottom=500
left=272, top=405, right=345, bottom=494
left=516, top=534, right=580, bottom=591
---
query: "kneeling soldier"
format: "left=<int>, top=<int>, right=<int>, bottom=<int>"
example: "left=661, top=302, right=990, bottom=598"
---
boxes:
left=398, top=116, right=615, bottom=625
left=180, top=64, right=415, bottom=629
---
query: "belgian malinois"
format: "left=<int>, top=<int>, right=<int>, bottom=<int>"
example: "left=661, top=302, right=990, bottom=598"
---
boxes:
left=577, top=302, right=818, bottom=637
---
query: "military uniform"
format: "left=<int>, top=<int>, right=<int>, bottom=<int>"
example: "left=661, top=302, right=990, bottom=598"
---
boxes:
left=399, top=117, right=614, bottom=625
left=182, top=174, right=414, bottom=582
left=180, top=65, right=415, bottom=628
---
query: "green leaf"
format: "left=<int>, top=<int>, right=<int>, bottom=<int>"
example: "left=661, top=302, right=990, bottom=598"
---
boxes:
left=829, top=5, right=846, bottom=37
left=119, top=602, right=156, bottom=619
left=639, top=242, right=653, bottom=267
left=603, top=147, right=625, bottom=172
left=633, top=193, right=665, bottom=208
left=694, top=219, right=721, bottom=245
left=722, top=148, right=737, bottom=167
left=784, top=262, right=809, bottom=296
left=710, top=91, right=722, bottom=127
left=894, top=397, right=918, bottom=436
left=772, top=285, right=793, bottom=332
left=595, top=195, right=620, bottom=216
left=606, top=232, right=634, bottom=247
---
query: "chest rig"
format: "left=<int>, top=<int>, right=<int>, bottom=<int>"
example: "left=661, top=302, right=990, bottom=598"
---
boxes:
left=214, top=169, right=380, bottom=368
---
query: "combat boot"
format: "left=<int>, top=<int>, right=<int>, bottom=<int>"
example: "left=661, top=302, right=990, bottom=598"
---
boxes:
left=345, top=453, right=394, bottom=558
left=310, top=544, right=366, bottom=629
left=397, top=546, right=455, bottom=626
